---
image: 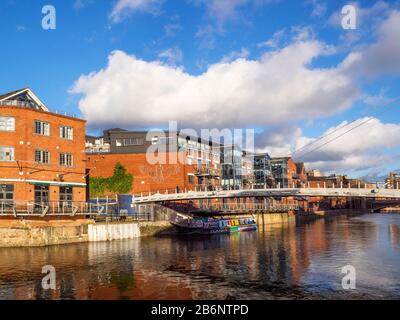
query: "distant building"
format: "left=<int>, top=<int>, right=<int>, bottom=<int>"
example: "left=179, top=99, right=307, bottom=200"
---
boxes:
left=0, top=88, right=87, bottom=204
left=241, top=150, right=255, bottom=189
left=253, top=153, right=273, bottom=189
left=86, top=129, right=221, bottom=194
left=270, top=157, right=298, bottom=188
left=220, top=145, right=243, bottom=190
left=307, top=169, right=324, bottom=177
left=294, top=162, right=307, bottom=185
left=307, top=174, right=374, bottom=189
left=387, top=172, right=400, bottom=189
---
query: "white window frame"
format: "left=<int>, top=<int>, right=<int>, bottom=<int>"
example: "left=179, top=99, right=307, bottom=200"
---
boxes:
left=35, top=120, right=50, bottom=136
left=0, top=116, right=15, bottom=132
left=0, top=147, right=15, bottom=162
left=59, top=153, right=73, bottom=167
left=35, top=150, right=50, bottom=164
left=60, top=126, right=73, bottom=140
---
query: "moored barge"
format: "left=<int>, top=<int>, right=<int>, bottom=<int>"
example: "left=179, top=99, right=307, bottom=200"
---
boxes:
left=172, top=216, right=257, bottom=235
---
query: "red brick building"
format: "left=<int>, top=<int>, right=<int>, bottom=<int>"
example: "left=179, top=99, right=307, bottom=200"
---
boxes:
left=0, top=88, right=87, bottom=204
left=86, top=130, right=221, bottom=195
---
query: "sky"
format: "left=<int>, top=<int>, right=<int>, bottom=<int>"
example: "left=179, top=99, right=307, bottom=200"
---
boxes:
left=1, top=0, right=400, bottom=180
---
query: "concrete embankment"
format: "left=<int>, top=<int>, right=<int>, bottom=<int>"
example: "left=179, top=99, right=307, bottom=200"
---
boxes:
left=0, top=218, right=157, bottom=247
left=0, top=218, right=92, bottom=247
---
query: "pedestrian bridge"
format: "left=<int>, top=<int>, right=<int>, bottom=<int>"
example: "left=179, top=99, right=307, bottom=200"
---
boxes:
left=133, top=187, right=400, bottom=204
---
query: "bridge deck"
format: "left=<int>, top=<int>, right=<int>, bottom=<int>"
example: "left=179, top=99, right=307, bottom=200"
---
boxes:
left=133, top=188, right=400, bottom=204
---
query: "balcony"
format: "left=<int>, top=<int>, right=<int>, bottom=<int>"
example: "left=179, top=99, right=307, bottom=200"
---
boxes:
left=0, top=100, right=37, bottom=108
left=194, top=167, right=220, bottom=177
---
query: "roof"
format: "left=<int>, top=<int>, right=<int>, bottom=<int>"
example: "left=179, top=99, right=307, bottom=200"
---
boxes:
left=295, top=162, right=305, bottom=172
left=0, top=88, right=49, bottom=111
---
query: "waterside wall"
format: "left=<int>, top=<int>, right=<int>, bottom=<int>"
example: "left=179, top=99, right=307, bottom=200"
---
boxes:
left=0, top=218, right=145, bottom=247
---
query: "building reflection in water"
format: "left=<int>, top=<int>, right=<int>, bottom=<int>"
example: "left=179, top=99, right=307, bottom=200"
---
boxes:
left=0, top=214, right=399, bottom=300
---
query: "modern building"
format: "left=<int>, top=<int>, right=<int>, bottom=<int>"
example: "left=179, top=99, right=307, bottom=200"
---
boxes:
left=253, top=153, right=273, bottom=189
left=86, top=129, right=221, bottom=194
left=220, top=145, right=243, bottom=190
left=241, top=150, right=255, bottom=189
left=0, top=88, right=87, bottom=205
left=269, top=157, right=298, bottom=188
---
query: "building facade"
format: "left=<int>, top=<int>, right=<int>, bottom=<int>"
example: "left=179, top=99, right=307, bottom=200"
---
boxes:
left=86, top=129, right=221, bottom=195
left=220, top=145, right=243, bottom=190
left=253, top=153, right=273, bottom=189
left=0, top=88, right=87, bottom=205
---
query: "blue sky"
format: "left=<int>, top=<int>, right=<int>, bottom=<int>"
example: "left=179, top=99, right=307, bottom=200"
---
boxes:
left=1, top=0, right=400, bottom=179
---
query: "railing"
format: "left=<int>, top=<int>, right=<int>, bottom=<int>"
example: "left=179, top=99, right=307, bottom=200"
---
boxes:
left=0, top=201, right=116, bottom=217
left=164, top=201, right=299, bottom=214
left=0, top=100, right=79, bottom=118
left=0, top=100, right=36, bottom=108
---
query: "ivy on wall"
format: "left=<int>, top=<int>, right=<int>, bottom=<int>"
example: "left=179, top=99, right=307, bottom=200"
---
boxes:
left=90, top=163, right=133, bottom=197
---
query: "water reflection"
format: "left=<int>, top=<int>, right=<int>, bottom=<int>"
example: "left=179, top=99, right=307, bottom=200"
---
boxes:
left=0, top=214, right=399, bottom=300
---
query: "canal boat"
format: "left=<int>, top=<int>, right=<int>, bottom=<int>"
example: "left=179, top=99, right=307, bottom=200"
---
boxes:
left=172, top=216, right=257, bottom=235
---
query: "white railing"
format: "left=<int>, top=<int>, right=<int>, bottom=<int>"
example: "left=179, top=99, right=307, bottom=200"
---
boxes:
left=0, top=201, right=114, bottom=217
left=0, top=100, right=35, bottom=108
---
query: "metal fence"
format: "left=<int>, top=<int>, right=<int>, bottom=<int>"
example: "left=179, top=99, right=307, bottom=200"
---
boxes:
left=0, top=200, right=115, bottom=217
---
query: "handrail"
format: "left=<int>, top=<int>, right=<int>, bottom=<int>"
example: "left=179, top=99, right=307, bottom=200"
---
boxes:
left=0, top=200, right=116, bottom=217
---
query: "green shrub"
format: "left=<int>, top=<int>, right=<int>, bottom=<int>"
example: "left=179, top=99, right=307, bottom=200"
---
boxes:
left=89, top=163, right=133, bottom=197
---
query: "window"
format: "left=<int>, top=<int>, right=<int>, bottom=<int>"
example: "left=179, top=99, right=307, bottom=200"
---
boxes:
left=123, top=138, right=144, bottom=146
left=59, top=153, right=73, bottom=167
left=60, top=187, right=73, bottom=207
left=60, top=126, right=73, bottom=140
left=0, top=147, right=14, bottom=161
left=35, top=121, right=50, bottom=136
left=151, top=136, right=159, bottom=145
left=0, top=184, right=14, bottom=201
left=0, top=117, right=15, bottom=131
left=188, top=175, right=195, bottom=184
left=35, top=150, right=50, bottom=164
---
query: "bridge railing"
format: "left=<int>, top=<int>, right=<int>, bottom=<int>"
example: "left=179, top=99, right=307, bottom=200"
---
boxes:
left=164, top=202, right=299, bottom=213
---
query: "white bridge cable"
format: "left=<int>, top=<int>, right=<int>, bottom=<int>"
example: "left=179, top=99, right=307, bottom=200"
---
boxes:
left=292, top=100, right=399, bottom=161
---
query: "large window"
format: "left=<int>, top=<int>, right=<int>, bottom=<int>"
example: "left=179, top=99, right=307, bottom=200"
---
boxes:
left=60, top=126, right=73, bottom=140
left=123, top=138, right=144, bottom=146
left=35, top=120, right=50, bottom=136
left=59, top=153, right=73, bottom=167
left=0, top=184, right=14, bottom=201
left=0, top=147, right=14, bottom=161
left=0, top=117, right=15, bottom=131
left=60, top=187, right=73, bottom=207
left=35, top=150, right=50, bottom=164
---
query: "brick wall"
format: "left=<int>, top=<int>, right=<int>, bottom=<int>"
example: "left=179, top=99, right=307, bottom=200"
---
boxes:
left=0, top=106, right=87, bottom=202
left=87, top=152, right=220, bottom=195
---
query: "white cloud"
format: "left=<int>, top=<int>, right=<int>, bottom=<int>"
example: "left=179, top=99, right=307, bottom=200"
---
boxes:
left=306, top=0, right=327, bottom=18
left=164, top=23, right=183, bottom=37
left=110, top=0, right=164, bottom=23
left=220, top=48, right=250, bottom=63
left=257, top=29, right=285, bottom=48
left=336, top=10, right=400, bottom=80
left=193, top=0, right=249, bottom=29
left=257, top=117, right=400, bottom=175
left=71, top=38, right=358, bottom=128
left=158, top=47, right=183, bottom=65
left=73, top=0, right=92, bottom=10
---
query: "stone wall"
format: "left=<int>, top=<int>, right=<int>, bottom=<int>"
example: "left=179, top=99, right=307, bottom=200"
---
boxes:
left=0, top=219, right=91, bottom=247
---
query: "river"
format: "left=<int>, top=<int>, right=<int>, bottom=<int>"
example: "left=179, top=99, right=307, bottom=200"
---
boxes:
left=0, top=213, right=399, bottom=300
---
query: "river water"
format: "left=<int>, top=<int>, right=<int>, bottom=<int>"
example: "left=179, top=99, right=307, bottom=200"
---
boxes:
left=0, top=213, right=399, bottom=300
